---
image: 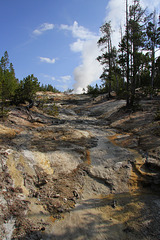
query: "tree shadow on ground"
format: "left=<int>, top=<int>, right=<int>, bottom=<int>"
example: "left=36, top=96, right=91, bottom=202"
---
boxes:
left=12, top=191, right=160, bottom=240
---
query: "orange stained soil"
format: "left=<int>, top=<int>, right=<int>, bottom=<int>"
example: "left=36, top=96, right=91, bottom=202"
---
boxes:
left=108, top=133, right=132, bottom=148
left=108, top=133, right=152, bottom=193
left=85, top=149, right=91, bottom=165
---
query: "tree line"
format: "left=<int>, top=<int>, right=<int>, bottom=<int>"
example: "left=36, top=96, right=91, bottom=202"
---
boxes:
left=88, top=0, right=160, bottom=107
left=0, top=51, right=60, bottom=117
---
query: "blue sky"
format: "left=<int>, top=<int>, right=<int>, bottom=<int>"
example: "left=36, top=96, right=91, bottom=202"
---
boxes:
left=0, top=0, right=160, bottom=93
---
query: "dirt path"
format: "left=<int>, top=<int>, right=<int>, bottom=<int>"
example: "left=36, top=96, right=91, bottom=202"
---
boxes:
left=47, top=191, right=160, bottom=240
left=37, top=117, right=160, bottom=240
left=1, top=96, right=160, bottom=240
left=36, top=126, right=157, bottom=240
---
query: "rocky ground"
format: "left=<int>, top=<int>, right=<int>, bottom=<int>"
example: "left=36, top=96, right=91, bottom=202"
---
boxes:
left=0, top=92, right=160, bottom=240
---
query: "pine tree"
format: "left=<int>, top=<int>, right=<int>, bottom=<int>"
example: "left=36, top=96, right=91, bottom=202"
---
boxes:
left=14, top=74, right=40, bottom=105
left=145, top=10, right=160, bottom=96
left=97, top=21, right=117, bottom=98
left=118, top=0, right=146, bottom=107
left=0, top=51, right=18, bottom=117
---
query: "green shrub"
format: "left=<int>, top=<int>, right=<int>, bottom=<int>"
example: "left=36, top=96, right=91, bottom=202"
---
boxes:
left=46, top=103, right=59, bottom=117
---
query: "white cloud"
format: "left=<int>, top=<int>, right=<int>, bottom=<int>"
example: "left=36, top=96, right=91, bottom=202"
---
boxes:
left=43, top=74, right=56, bottom=81
left=33, top=23, right=54, bottom=35
left=61, top=75, right=71, bottom=82
left=43, top=74, right=71, bottom=83
left=39, top=57, right=56, bottom=64
left=60, top=21, right=96, bottom=40
left=43, top=74, right=50, bottom=78
left=56, top=75, right=72, bottom=83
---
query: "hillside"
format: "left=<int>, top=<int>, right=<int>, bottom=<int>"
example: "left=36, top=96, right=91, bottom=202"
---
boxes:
left=0, top=93, right=160, bottom=240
